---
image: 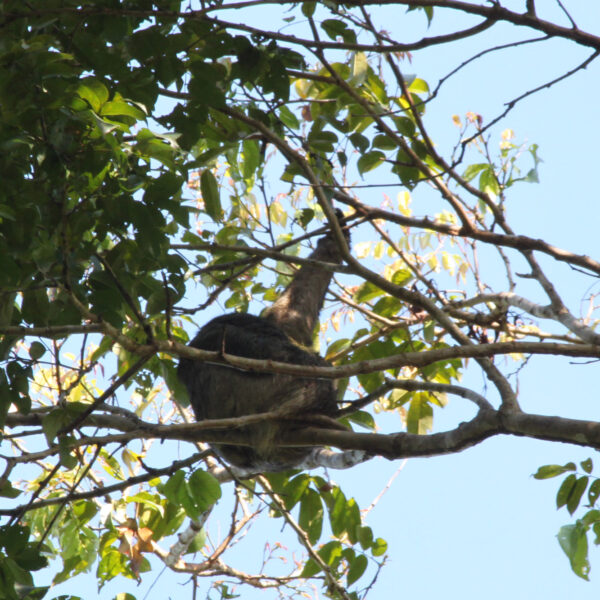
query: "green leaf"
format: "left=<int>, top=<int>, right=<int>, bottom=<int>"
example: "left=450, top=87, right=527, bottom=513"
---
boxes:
left=556, top=474, right=577, bottom=509
left=557, top=524, right=590, bottom=580
left=407, top=4, right=434, bottom=24
left=97, top=548, right=128, bottom=584
left=392, top=116, right=415, bottom=137
left=346, top=553, right=368, bottom=586
left=28, top=341, right=46, bottom=361
left=0, top=524, right=29, bottom=555
left=160, top=359, right=190, bottom=407
left=15, top=584, right=49, bottom=599
left=0, top=481, right=21, bottom=499
left=580, top=458, right=593, bottom=474
left=581, top=509, right=600, bottom=528
left=135, top=128, right=178, bottom=169
left=345, top=499, right=361, bottom=544
left=101, top=99, right=146, bottom=121
left=326, top=338, right=351, bottom=357
left=77, top=79, right=109, bottom=112
left=0, top=292, right=16, bottom=329
left=298, top=488, right=323, bottom=545
left=588, top=479, right=600, bottom=506
left=282, top=474, right=310, bottom=510
left=15, top=548, right=48, bottom=573
left=357, top=525, right=373, bottom=550
left=184, top=529, right=207, bottom=555
left=567, top=477, right=589, bottom=515
left=0, top=205, right=17, bottom=221
left=21, top=289, right=50, bottom=326
left=328, top=488, right=348, bottom=537
left=372, top=134, right=397, bottom=151
left=127, top=492, right=165, bottom=518
left=463, top=163, right=488, bottom=183
left=479, top=166, right=500, bottom=197
left=349, top=132, right=369, bottom=154
left=523, top=167, right=540, bottom=183
left=301, top=1, right=316, bottom=17
left=189, top=63, right=226, bottom=108
left=391, top=269, right=413, bottom=287
left=242, top=139, right=260, bottom=180
left=200, top=170, right=222, bottom=221
left=347, top=410, right=376, bottom=431
left=162, top=470, right=185, bottom=501
left=300, top=557, right=321, bottom=578
left=406, top=395, right=433, bottom=434
left=2, top=556, right=33, bottom=587
left=99, top=448, right=125, bottom=481
left=408, top=77, right=429, bottom=94
left=351, top=52, right=368, bottom=86
left=188, top=469, right=222, bottom=512
left=161, top=470, right=219, bottom=520
left=278, top=105, right=300, bottom=130
left=533, top=463, right=576, bottom=480
left=357, top=151, right=385, bottom=175
left=58, top=438, right=78, bottom=470
left=353, top=281, right=384, bottom=304
left=423, top=320, right=435, bottom=343
left=321, top=19, right=355, bottom=43
left=594, top=521, right=600, bottom=546
left=41, top=410, right=70, bottom=444
left=318, top=540, right=342, bottom=566
left=371, top=537, right=388, bottom=557
left=307, top=129, right=338, bottom=152
left=72, top=499, right=99, bottom=525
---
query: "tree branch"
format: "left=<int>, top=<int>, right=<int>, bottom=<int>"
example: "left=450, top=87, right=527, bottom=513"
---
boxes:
left=5, top=407, right=600, bottom=477
left=358, top=0, right=600, bottom=50
left=0, top=453, right=206, bottom=517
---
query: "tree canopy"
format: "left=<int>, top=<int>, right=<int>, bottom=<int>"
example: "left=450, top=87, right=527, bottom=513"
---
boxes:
left=1, top=1, right=600, bottom=598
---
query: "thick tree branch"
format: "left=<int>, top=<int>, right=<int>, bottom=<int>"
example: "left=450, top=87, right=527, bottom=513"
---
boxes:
left=0, top=324, right=103, bottom=338
left=172, top=241, right=354, bottom=274
left=356, top=0, right=600, bottom=50
left=168, top=338, right=600, bottom=379
left=12, top=328, right=592, bottom=383
left=5, top=407, right=600, bottom=477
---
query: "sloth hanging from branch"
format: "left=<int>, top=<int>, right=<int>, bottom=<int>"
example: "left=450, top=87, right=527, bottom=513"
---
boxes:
left=177, top=210, right=367, bottom=474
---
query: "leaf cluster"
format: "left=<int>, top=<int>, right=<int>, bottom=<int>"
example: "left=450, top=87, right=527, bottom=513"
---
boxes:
left=534, top=459, right=600, bottom=580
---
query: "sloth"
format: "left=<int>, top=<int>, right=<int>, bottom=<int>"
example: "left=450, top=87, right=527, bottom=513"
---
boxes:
left=177, top=215, right=348, bottom=472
